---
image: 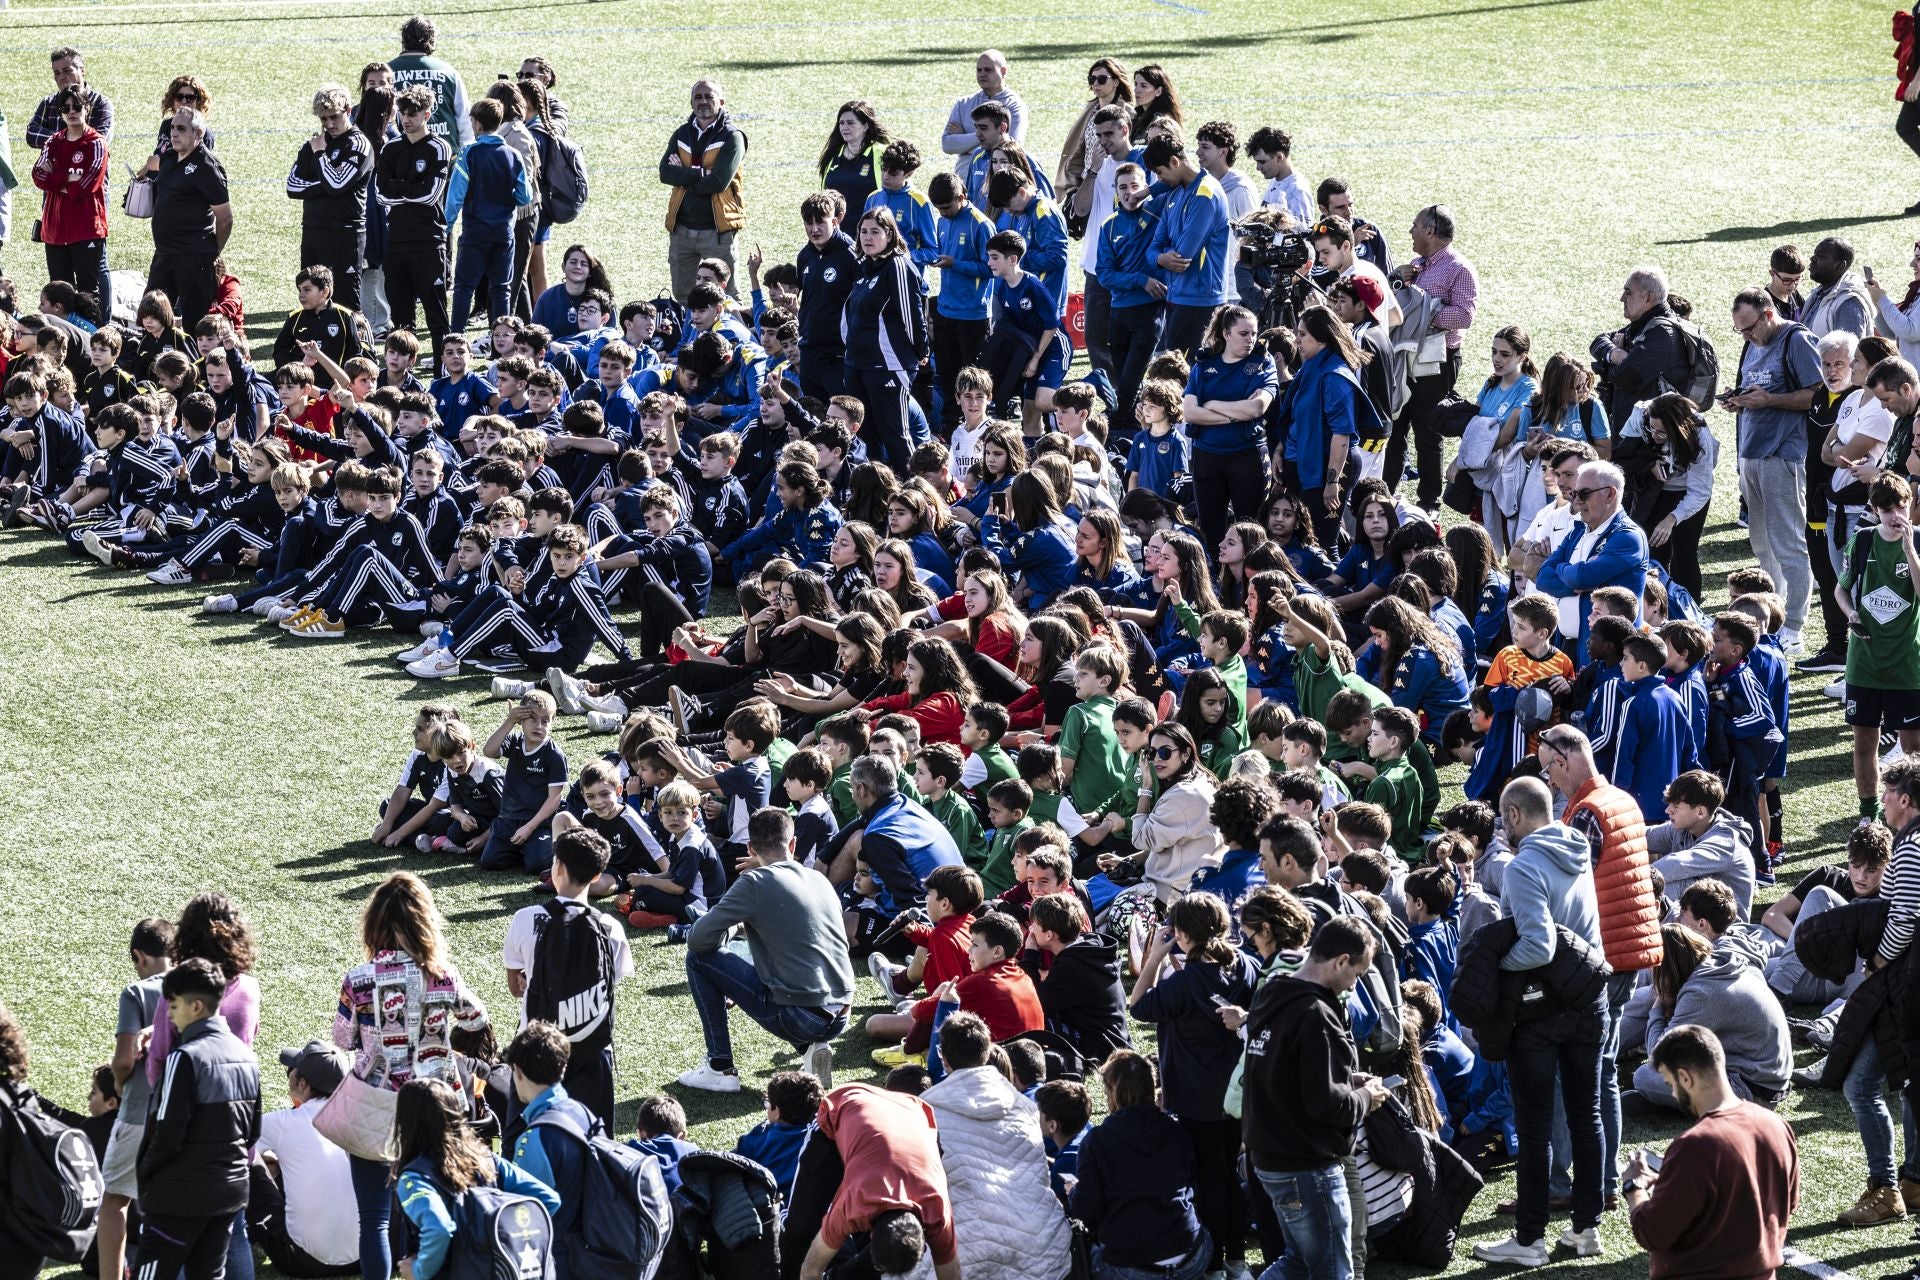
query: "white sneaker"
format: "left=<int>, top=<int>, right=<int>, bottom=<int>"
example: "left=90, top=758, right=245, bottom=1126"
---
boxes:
left=492, top=677, right=535, bottom=700
left=1825, top=676, right=1847, bottom=700
left=144, top=560, right=192, bottom=586
left=1885, top=742, right=1906, bottom=768
left=867, top=950, right=902, bottom=996
left=83, top=529, right=114, bottom=567
left=1472, top=1236, right=1548, bottom=1266
left=580, top=689, right=628, bottom=717
left=396, top=637, right=442, bottom=663
left=201, top=594, right=238, bottom=614
left=548, top=666, right=587, bottom=714
left=265, top=603, right=302, bottom=624
left=1777, top=627, right=1805, bottom=656
left=418, top=620, right=445, bottom=638
left=676, top=1063, right=742, bottom=1093
left=806, top=1042, right=835, bottom=1089
left=414, top=833, right=435, bottom=852
left=1556, top=1226, right=1601, bottom=1257
left=249, top=597, right=277, bottom=617
left=585, top=710, right=625, bottom=733
left=407, top=650, right=461, bottom=679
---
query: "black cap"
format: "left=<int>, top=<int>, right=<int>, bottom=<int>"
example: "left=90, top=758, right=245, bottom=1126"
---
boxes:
left=277, top=1042, right=348, bottom=1097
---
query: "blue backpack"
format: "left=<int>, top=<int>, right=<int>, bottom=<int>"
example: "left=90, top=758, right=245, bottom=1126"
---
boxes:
left=532, top=1107, right=672, bottom=1280
left=406, top=1160, right=555, bottom=1280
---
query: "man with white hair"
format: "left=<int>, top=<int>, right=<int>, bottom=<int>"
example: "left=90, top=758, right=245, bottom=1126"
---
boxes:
left=1591, top=266, right=1692, bottom=425
left=1537, top=459, right=1650, bottom=663
left=941, top=50, right=1027, bottom=154
left=1729, top=288, right=1822, bottom=652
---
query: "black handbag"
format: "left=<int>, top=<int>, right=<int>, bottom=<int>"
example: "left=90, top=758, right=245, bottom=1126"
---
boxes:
left=1441, top=467, right=1479, bottom=517
left=1426, top=393, right=1479, bottom=439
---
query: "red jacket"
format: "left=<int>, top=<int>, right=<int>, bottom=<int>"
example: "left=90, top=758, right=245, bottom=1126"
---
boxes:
left=1564, top=775, right=1663, bottom=973
left=1899, top=9, right=1918, bottom=101
left=209, top=273, right=246, bottom=332
left=31, top=128, right=108, bottom=245
left=902, top=912, right=974, bottom=996
left=863, top=690, right=966, bottom=744
left=912, top=957, right=1045, bottom=1040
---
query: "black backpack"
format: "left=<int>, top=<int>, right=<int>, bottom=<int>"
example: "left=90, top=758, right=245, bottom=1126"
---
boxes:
left=531, top=1107, right=672, bottom=1280
left=533, top=121, right=590, bottom=225
left=648, top=297, right=688, bottom=360
left=0, top=1085, right=104, bottom=1263
left=440, top=1179, right=555, bottom=1280
left=1664, top=317, right=1721, bottom=412
left=523, top=901, right=618, bottom=1057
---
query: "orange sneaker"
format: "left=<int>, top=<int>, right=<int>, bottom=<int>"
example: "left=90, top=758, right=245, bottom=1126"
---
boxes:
left=627, top=910, right=679, bottom=929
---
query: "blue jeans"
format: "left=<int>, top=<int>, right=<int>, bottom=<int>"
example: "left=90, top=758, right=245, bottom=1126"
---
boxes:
left=1844, top=1036, right=1920, bottom=1187
left=1253, top=1164, right=1352, bottom=1280
left=1094, top=1230, right=1211, bottom=1280
left=684, top=944, right=847, bottom=1067
left=1548, top=973, right=1630, bottom=1201
left=450, top=232, right=514, bottom=331
left=348, top=1153, right=392, bottom=1280
left=1510, top=1003, right=1605, bottom=1244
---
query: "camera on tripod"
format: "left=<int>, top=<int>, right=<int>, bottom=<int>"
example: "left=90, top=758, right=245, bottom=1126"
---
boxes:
left=1234, top=210, right=1312, bottom=271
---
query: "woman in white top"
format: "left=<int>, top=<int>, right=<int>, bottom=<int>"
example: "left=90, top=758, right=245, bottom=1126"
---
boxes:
left=1055, top=58, right=1131, bottom=225
left=1821, top=333, right=1900, bottom=576
left=1868, top=239, right=1920, bottom=366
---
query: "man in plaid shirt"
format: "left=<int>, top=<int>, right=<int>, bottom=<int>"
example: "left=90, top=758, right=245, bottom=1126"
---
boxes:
left=1390, top=204, right=1479, bottom=510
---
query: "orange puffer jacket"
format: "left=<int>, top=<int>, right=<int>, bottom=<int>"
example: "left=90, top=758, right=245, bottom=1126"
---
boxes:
left=1564, top=777, right=1663, bottom=973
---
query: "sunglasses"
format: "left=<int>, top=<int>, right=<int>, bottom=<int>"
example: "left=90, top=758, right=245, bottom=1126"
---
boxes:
left=175, top=92, right=200, bottom=104
left=1151, top=745, right=1181, bottom=761
left=1088, top=73, right=1112, bottom=84
left=1568, top=486, right=1609, bottom=501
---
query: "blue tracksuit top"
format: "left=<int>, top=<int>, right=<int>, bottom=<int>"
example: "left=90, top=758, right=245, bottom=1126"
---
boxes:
left=511, top=1085, right=595, bottom=1248
left=1583, top=661, right=1625, bottom=774
left=1150, top=171, right=1231, bottom=308
left=1751, top=635, right=1791, bottom=779
left=1277, top=346, right=1366, bottom=484
left=722, top=499, right=843, bottom=570
left=1404, top=917, right=1459, bottom=1020
left=981, top=513, right=1076, bottom=607
left=1664, top=662, right=1708, bottom=772
left=1612, top=674, right=1692, bottom=823
left=430, top=372, right=496, bottom=439
left=1469, top=573, right=1510, bottom=661
left=1185, top=351, right=1280, bottom=456
left=1358, top=642, right=1470, bottom=744
left=933, top=202, right=996, bottom=320
left=1095, top=203, right=1164, bottom=310
left=996, top=196, right=1070, bottom=315
left=1248, top=621, right=1300, bottom=713
left=1534, top=510, right=1648, bottom=664
left=861, top=790, right=964, bottom=915
left=864, top=187, right=941, bottom=280
left=1431, top=598, right=1478, bottom=670
left=443, top=133, right=531, bottom=238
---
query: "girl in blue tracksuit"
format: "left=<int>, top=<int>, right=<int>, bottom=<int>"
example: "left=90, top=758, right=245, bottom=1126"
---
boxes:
left=954, top=422, right=1024, bottom=528
left=981, top=471, right=1075, bottom=608
left=841, top=209, right=928, bottom=471
left=1275, top=307, right=1376, bottom=550
left=1183, top=305, right=1279, bottom=550
left=719, top=461, right=843, bottom=580
left=1444, top=522, right=1510, bottom=664
left=1358, top=596, right=1470, bottom=747
left=1264, top=489, right=1336, bottom=584
left=394, top=1078, right=560, bottom=1280
left=1074, top=507, right=1144, bottom=600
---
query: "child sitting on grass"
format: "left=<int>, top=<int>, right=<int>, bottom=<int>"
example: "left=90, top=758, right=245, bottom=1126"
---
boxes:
left=618, top=779, right=724, bottom=929
left=866, top=865, right=983, bottom=1050
left=478, top=692, right=568, bottom=873
left=371, top=703, right=456, bottom=848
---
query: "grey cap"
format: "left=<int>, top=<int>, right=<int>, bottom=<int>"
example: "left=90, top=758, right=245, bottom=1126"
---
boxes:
left=277, top=1041, right=348, bottom=1097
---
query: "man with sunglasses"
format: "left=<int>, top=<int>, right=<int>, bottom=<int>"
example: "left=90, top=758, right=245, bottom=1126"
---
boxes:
left=146, top=108, right=231, bottom=331
left=1537, top=460, right=1650, bottom=665
left=1589, top=266, right=1691, bottom=428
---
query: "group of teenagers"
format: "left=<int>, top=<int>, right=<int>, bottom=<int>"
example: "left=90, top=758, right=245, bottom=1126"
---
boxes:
left=11, top=28, right=1920, bottom=1280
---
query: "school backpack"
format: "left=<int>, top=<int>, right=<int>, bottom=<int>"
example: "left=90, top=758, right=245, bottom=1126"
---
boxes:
left=531, top=1107, right=672, bottom=1280
left=534, top=121, right=590, bottom=225
left=648, top=297, right=688, bottom=359
left=522, top=900, right=618, bottom=1057
left=0, top=1085, right=104, bottom=1263
left=410, top=1160, right=555, bottom=1280
left=1663, top=316, right=1721, bottom=412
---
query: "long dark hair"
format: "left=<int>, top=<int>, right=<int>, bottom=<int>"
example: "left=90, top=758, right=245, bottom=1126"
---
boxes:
left=1266, top=487, right=1322, bottom=552
left=819, top=99, right=889, bottom=174
left=1219, top=520, right=1269, bottom=606
left=781, top=568, right=838, bottom=625
left=1298, top=304, right=1368, bottom=369
left=835, top=613, right=886, bottom=675
left=845, top=461, right=898, bottom=527
left=1152, top=532, right=1221, bottom=630
left=1131, top=64, right=1182, bottom=133
left=393, top=1078, right=493, bottom=1193
left=1527, top=352, right=1593, bottom=433
left=1088, top=57, right=1134, bottom=104
left=354, top=85, right=396, bottom=161
left=1248, top=570, right=1295, bottom=639
left=907, top=637, right=978, bottom=704
left=1019, top=614, right=1081, bottom=684
left=875, top=538, right=938, bottom=611
left=1480, top=324, right=1539, bottom=395
left=1168, top=893, right=1238, bottom=965
left=1644, top=392, right=1706, bottom=469
left=558, top=244, right=614, bottom=297
left=1148, top=720, right=1202, bottom=784
left=1007, top=470, right=1064, bottom=533
left=1444, top=523, right=1497, bottom=619
left=1176, top=666, right=1234, bottom=746
left=1363, top=595, right=1460, bottom=691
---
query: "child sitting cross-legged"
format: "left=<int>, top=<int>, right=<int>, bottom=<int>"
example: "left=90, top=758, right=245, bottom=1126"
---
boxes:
left=617, top=779, right=725, bottom=929
left=879, top=909, right=1045, bottom=1072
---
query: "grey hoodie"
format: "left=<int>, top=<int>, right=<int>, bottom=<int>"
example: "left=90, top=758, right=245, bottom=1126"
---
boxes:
left=1648, top=810, right=1756, bottom=919
left=1500, top=821, right=1603, bottom=971
left=1641, top=938, right=1792, bottom=1094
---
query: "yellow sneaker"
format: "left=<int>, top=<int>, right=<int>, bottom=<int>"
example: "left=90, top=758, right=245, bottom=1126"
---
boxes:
left=869, top=1046, right=926, bottom=1070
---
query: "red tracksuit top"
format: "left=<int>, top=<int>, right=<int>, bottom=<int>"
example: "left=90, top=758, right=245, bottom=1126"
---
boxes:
left=31, top=128, right=109, bottom=245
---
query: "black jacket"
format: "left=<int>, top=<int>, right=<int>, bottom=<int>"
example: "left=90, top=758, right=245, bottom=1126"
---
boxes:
left=1241, top=974, right=1369, bottom=1173
left=377, top=132, right=453, bottom=248
left=1022, top=933, right=1132, bottom=1063
left=1368, top=1099, right=1485, bottom=1268
left=1070, top=1104, right=1203, bottom=1268
left=1450, top=918, right=1610, bottom=1061
left=1796, top=898, right=1907, bottom=1088
left=1590, top=302, right=1689, bottom=426
left=136, top=1014, right=261, bottom=1218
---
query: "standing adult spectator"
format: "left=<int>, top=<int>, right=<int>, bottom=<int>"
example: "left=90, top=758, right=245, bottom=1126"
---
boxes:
left=518, top=55, right=566, bottom=297
left=30, top=88, right=109, bottom=303
left=329, top=873, right=488, bottom=1280
left=146, top=77, right=214, bottom=167
left=679, top=807, right=854, bottom=1093
left=781, top=1083, right=961, bottom=1280
left=1249, top=129, right=1313, bottom=226
left=1541, top=724, right=1663, bottom=1201
left=1146, top=137, right=1230, bottom=356
left=1242, top=916, right=1387, bottom=1280
left=353, top=75, right=398, bottom=338
left=942, top=50, right=1027, bottom=158
left=445, top=98, right=531, bottom=333
left=1868, top=238, right=1920, bottom=366
left=842, top=207, right=927, bottom=470
left=146, top=109, right=231, bottom=327
left=1729, top=288, right=1821, bottom=653
left=1129, top=65, right=1183, bottom=143
left=1081, top=107, right=1141, bottom=390
left=1868, top=356, right=1920, bottom=484
left=1057, top=58, right=1131, bottom=231
left=485, top=81, right=542, bottom=321
left=387, top=16, right=471, bottom=149
left=1623, top=393, right=1718, bottom=601
left=1535, top=460, right=1649, bottom=663
left=1623, top=1026, right=1798, bottom=1278
left=1183, top=304, right=1279, bottom=547
left=286, top=85, right=374, bottom=315
left=379, top=86, right=453, bottom=354
left=819, top=101, right=890, bottom=228
left=1276, top=304, right=1371, bottom=547
left=1389, top=205, right=1479, bottom=510
left=249, top=1043, right=359, bottom=1278
left=1590, top=267, right=1690, bottom=426
left=25, top=46, right=114, bottom=316
left=1472, top=776, right=1608, bottom=1266
left=1801, top=236, right=1874, bottom=339
left=659, top=79, right=747, bottom=302
left=0, top=1002, right=87, bottom=1280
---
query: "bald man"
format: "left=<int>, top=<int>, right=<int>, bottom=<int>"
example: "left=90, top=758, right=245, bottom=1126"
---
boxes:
left=941, top=49, right=1027, bottom=154
left=660, top=78, right=746, bottom=301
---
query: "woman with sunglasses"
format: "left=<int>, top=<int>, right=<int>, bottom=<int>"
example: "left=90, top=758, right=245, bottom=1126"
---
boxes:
left=147, top=76, right=213, bottom=171
left=30, top=87, right=109, bottom=303
left=1056, top=59, right=1131, bottom=231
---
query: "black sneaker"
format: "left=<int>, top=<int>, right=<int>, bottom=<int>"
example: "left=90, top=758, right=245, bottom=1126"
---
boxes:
left=1797, top=648, right=1847, bottom=674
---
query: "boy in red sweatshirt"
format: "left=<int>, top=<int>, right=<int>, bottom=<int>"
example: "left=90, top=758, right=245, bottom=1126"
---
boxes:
left=921, top=911, right=1045, bottom=1044
left=865, top=865, right=980, bottom=1051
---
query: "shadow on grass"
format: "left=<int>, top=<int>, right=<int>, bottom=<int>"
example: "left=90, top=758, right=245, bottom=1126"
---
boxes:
left=1662, top=210, right=1915, bottom=245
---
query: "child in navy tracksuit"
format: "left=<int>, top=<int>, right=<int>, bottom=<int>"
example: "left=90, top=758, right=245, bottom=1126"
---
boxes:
left=478, top=692, right=568, bottom=872
left=616, top=780, right=724, bottom=927
left=1730, top=594, right=1791, bottom=867
left=412, top=524, right=629, bottom=678
left=1, top=369, right=94, bottom=518
left=1705, top=612, right=1783, bottom=883
left=283, top=466, right=440, bottom=635
left=1660, top=619, right=1710, bottom=772
left=445, top=98, right=532, bottom=332
left=67, top=403, right=173, bottom=558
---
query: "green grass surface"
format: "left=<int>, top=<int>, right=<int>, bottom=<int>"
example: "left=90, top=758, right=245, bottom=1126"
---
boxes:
left=3, top=0, right=1919, bottom=1273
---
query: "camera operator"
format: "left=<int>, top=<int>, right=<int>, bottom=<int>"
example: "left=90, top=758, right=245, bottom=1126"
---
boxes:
left=1589, top=267, right=1691, bottom=427
left=1313, top=215, right=1399, bottom=331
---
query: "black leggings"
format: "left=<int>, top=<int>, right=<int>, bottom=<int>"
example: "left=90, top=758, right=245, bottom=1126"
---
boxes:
left=1643, top=489, right=1708, bottom=602
left=631, top=580, right=695, bottom=661
left=965, top=651, right=1029, bottom=705
left=1181, top=1115, right=1246, bottom=1270
left=45, top=239, right=106, bottom=301
left=1901, top=97, right=1920, bottom=164
left=1192, top=446, right=1268, bottom=552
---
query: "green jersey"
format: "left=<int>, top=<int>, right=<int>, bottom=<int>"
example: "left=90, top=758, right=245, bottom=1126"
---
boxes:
left=1365, top=756, right=1423, bottom=855
left=1297, top=646, right=1390, bottom=741
left=1843, top=530, right=1920, bottom=690
left=925, top=789, right=987, bottom=871
left=1060, top=695, right=1130, bottom=817
left=979, top=816, right=1035, bottom=896
left=765, top=737, right=796, bottom=791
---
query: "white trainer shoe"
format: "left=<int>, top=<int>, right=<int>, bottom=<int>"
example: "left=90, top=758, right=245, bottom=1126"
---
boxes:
left=580, top=690, right=628, bottom=717
left=396, top=637, right=442, bottom=663
left=806, top=1042, right=835, bottom=1089
left=145, top=560, right=192, bottom=586
left=83, top=529, right=115, bottom=567
left=407, top=650, right=461, bottom=679
left=548, top=666, right=588, bottom=714
left=200, top=594, right=238, bottom=614
left=1556, top=1226, right=1601, bottom=1257
left=1472, top=1236, right=1548, bottom=1266
left=585, top=710, right=625, bottom=733
left=676, top=1063, right=742, bottom=1093
left=492, top=677, right=535, bottom=700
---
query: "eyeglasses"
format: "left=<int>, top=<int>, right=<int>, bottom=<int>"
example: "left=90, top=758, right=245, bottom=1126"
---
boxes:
left=1568, top=486, right=1609, bottom=501
left=1088, top=73, right=1111, bottom=85
left=1151, top=745, right=1181, bottom=761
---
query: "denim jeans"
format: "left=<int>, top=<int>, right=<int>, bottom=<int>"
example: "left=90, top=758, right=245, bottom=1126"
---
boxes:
left=1253, top=1164, right=1352, bottom=1280
left=348, top=1153, right=393, bottom=1280
left=685, top=944, right=847, bottom=1066
left=1547, top=972, right=1630, bottom=1202
left=450, top=233, right=514, bottom=331
left=1510, top=1003, right=1606, bottom=1244
left=1093, top=1231, right=1212, bottom=1280
left=1844, top=1036, right=1920, bottom=1187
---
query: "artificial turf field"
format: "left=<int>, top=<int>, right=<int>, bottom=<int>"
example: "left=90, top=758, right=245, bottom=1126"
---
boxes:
left=5, top=0, right=1920, bottom=1273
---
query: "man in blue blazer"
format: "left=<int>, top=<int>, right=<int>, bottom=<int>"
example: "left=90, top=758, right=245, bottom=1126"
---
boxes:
left=1537, top=460, right=1649, bottom=664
